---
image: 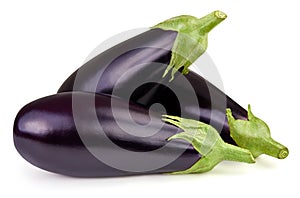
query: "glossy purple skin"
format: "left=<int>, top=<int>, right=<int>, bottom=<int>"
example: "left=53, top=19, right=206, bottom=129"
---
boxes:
left=58, top=28, right=247, bottom=144
left=14, top=92, right=200, bottom=177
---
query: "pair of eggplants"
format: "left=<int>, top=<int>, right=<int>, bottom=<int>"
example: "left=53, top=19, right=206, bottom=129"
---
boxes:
left=14, top=11, right=288, bottom=177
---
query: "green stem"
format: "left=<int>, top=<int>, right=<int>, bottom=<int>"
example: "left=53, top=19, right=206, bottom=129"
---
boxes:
left=162, top=115, right=255, bottom=174
left=152, top=11, right=227, bottom=81
left=197, top=11, right=227, bottom=34
left=260, top=138, right=289, bottom=159
left=221, top=143, right=255, bottom=163
left=226, top=105, right=289, bottom=159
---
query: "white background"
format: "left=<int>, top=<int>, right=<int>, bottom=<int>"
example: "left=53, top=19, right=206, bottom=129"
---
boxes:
left=1, top=0, right=299, bottom=197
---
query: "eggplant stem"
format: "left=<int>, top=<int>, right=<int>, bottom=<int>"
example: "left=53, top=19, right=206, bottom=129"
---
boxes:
left=163, top=115, right=255, bottom=174
left=259, top=138, right=289, bottom=159
left=226, top=105, right=289, bottom=159
left=152, top=11, right=227, bottom=81
left=221, top=143, right=255, bottom=163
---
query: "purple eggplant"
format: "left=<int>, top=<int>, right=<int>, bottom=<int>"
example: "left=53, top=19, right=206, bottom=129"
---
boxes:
left=58, top=11, right=235, bottom=140
left=13, top=92, right=254, bottom=177
left=57, top=12, right=288, bottom=159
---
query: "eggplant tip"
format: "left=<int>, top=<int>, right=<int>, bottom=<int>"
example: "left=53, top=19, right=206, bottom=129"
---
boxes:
left=214, top=11, right=227, bottom=19
left=278, top=148, right=289, bottom=159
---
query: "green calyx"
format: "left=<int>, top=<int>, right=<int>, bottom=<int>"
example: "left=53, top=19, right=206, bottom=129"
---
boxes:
left=162, top=115, right=255, bottom=174
left=152, top=11, right=227, bottom=81
left=226, top=105, right=289, bottom=159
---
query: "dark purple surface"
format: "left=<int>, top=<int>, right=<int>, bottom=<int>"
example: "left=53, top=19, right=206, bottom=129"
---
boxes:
left=14, top=92, right=200, bottom=177
left=58, top=28, right=247, bottom=144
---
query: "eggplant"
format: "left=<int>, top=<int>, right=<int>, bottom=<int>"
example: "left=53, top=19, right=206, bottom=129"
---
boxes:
left=57, top=11, right=288, bottom=159
left=13, top=92, right=254, bottom=177
left=58, top=11, right=233, bottom=139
